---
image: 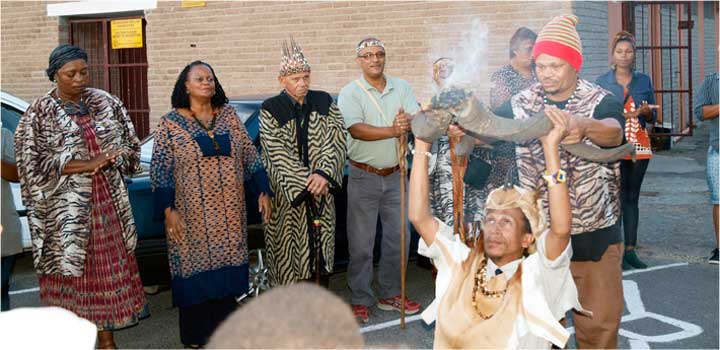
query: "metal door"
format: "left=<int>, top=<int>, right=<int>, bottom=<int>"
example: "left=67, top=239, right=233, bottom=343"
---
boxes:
left=69, top=17, right=150, bottom=139
left=623, top=1, right=694, bottom=137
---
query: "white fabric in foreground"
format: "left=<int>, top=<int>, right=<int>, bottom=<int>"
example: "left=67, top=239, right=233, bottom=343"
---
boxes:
left=0, top=307, right=96, bottom=349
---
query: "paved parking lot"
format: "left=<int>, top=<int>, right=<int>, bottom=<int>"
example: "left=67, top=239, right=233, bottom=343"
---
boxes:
left=5, top=123, right=719, bottom=349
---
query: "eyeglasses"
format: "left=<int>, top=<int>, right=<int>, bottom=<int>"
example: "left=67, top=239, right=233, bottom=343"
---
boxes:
left=189, top=76, right=215, bottom=84
left=357, top=51, right=386, bottom=60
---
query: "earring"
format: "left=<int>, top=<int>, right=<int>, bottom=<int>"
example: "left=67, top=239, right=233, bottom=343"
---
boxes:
left=186, top=90, right=190, bottom=94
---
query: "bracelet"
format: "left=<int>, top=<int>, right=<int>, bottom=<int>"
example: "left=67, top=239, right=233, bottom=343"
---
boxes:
left=542, top=169, right=567, bottom=187
left=411, top=149, right=433, bottom=158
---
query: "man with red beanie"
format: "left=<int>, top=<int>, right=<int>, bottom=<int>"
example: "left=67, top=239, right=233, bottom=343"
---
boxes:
left=495, top=15, right=626, bottom=348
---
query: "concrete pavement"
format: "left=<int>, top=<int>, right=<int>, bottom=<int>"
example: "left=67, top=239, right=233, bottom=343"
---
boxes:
left=4, top=121, right=718, bottom=349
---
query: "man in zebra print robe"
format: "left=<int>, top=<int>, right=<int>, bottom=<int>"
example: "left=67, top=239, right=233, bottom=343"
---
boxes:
left=259, top=39, right=347, bottom=286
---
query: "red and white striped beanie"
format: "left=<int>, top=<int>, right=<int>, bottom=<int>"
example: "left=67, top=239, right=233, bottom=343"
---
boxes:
left=532, top=15, right=583, bottom=72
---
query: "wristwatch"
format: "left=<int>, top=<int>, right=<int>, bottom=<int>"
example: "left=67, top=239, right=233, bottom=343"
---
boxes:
left=542, top=169, right=567, bottom=186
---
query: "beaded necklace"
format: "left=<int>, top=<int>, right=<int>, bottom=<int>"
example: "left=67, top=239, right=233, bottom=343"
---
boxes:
left=471, top=258, right=507, bottom=320
left=542, top=81, right=580, bottom=109
left=54, top=92, right=89, bottom=116
left=191, top=110, right=219, bottom=151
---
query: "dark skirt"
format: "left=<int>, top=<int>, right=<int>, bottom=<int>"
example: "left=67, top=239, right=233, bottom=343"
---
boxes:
left=179, top=296, right=238, bottom=346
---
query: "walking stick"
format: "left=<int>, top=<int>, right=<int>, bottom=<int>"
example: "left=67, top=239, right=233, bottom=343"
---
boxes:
left=448, top=135, right=468, bottom=243
left=309, top=196, right=326, bottom=286
left=398, top=125, right=409, bottom=329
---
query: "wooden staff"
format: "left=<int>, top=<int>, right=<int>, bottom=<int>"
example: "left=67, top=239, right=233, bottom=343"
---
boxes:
left=448, top=135, right=468, bottom=243
left=397, top=115, right=409, bottom=329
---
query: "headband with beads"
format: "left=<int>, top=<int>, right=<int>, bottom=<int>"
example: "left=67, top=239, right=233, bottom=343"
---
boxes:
left=356, top=38, right=385, bottom=54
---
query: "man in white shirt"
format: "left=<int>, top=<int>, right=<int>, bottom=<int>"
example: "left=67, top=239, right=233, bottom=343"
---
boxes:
left=408, top=106, right=587, bottom=348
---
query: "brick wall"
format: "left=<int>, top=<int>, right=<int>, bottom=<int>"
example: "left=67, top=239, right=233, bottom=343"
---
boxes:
left=1, top=1, right=59, bottom=103
left=572, top=1, right=610, bottom=82
left=144, top=1, right=573, bottom=125
left=1, top=1, right=576, bottom=127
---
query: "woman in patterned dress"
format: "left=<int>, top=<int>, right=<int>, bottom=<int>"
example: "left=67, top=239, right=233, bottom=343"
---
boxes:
left=15, top=45, right=148, bottom=349
left=596, top=31, right=658, bottom=270
left=489, top=27, right=538, bottom=110
left=150, top=61, right=272, bottom=348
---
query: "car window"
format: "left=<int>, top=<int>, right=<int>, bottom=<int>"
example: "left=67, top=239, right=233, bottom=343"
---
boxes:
left=140, top=136, right=154, bottom=166
left=229, top=103, right=257, bottom=124
left=1, top=104, right=22, bottom=133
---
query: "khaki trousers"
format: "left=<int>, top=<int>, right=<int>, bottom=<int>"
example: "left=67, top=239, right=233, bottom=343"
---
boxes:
left=571, top=242, right=624, bottom=349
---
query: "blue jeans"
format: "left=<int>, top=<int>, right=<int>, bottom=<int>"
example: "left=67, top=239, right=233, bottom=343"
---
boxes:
left=707, top=146, right=719, bottom=205
left=1, top=254, right=17, bottom=311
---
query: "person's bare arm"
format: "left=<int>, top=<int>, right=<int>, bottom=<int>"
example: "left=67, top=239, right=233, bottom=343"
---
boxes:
left=347, top=123, right=398, bottom=141
left=1, top=161, right=19, bottom=182
left=408, top=139, right=439, bottom=246
left=562, top=116, right=623, bottom=147
left=347, top=109, right=410, bottom=141
left=61, top=150, right=122, bottom=175
left=701, top=104, right=719, bottom=120
left=541, top=107, right=572, bottom=261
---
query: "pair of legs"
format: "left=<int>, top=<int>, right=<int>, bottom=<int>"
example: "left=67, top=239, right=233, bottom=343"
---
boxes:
left=1, top=254, right=17, bottom=311
left=96, top=331, right=116, bottom=349
left=179, top=297, right=238, bottom=348
left=707, top=147, right=719, bottom=262
left=571, top=242, right=624, bottom=349
left=620, top=159, right=650, bottom=268
left=346, top=165, right=410, bottom=306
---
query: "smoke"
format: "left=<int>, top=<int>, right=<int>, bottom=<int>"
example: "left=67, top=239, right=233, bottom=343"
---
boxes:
left=429, top=18, right=490, bottom=98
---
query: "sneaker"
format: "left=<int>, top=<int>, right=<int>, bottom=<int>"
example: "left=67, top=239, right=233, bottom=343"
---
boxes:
left=624, top=250, right=648, bottom=269
left=709, top=248, right=719, bottom=265
left=377, top=296, right=421, bottom=315
left=352, top=304, right=369, bottom=324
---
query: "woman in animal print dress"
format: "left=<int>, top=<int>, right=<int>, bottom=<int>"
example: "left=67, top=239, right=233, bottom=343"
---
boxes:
left=15, top=45, right=148, bottom=349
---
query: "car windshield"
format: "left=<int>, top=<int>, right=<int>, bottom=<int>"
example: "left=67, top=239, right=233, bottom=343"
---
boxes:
left=230, top=102, right=259, bottom=123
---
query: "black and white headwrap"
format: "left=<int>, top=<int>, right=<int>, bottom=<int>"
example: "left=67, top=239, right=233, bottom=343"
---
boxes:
left=46, top=44, right=88, bottom=81
left=356, top=37, right=385, bottom=54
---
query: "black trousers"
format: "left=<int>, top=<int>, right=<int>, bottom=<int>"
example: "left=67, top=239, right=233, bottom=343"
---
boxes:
left=1, top=254, right=17, bottom=311
left=179, top=296, right=237, bottom=346
left=620, top=159, right=650, bottom=247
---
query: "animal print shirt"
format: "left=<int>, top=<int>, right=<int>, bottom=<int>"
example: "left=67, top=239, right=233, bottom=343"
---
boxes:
left=15, top=88, right=141, bottom=276
left=511, top=80, right=625, bottom=260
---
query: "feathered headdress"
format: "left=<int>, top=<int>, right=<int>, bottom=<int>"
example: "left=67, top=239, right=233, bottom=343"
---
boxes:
left=279, top=37, right=311, bottom=77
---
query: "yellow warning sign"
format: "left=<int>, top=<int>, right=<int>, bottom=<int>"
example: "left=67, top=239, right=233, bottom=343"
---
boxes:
left=111, top=18, right=143, bottom=49
left=181, top=1, right=206, bottom=8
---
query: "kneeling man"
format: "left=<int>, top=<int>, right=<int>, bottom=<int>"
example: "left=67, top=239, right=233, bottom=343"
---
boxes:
left=409, top=107, right=587, bottom=349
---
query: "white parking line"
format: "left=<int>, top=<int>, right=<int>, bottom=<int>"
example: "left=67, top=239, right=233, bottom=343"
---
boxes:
left=8, top=287, right=39, bottom=295
left=360, top=315, right=423, bottom=333
left=622, top=262, right=688, bottom=276
left=360, top=262, right=694, bottom=335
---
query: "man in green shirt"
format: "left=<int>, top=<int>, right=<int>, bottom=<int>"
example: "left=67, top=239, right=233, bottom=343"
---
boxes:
left=338, top=37, right=421, bottom=323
